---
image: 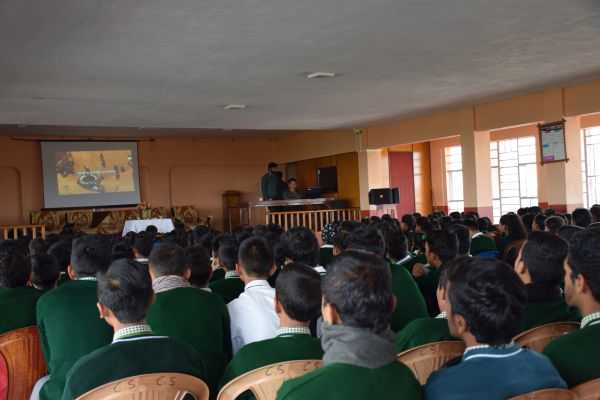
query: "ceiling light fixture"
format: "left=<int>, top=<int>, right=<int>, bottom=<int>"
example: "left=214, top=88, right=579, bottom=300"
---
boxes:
left=224, top=104, right=247, bottom=110
left=306, top=72, right=337, bottom=79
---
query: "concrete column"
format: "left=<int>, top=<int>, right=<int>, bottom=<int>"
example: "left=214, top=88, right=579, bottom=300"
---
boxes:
left=460, top=129, right=493, bottom=218
left=357, top=148, right=391, bottom=216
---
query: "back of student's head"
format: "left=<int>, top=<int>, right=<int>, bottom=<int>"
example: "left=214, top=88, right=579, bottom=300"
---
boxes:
left=558, top=224, right=584, bottom=243
left=149, top=242, right=186, bottom=277
left=98, top=259, right=153, bottom=323
left=545, top=216, right=565, bottom=235
left=572, top=208, right=593, bottom=228
left=566, top=229, right=600, bottom=304
left=47, top=239, right=72, bottom=273
left=591, top=204, right=600, bottom=222
left=276, top=263, right=322, bottom=322
left=386, top=230, right=408, bottom=261
left=323, top=250, right=393, bottom=333
left=447, top=257, right=526, bottom=346
left=28, top=238, right=47, bottom=257
left=238, top=237, right=274, bottom=278
left=282, top=227, right=319, bottom=267
left=521, top=231, right=567, bottom=286
left=533, top=214, right=547, bottom=231
left=185, top=245, right=211, bottom=287
left=111, top=241, right=134, bottom=261
left=449, top=224, right=470, bottom=256
left=0, top=244, right=30, bottom=288
left=499, top=213, right=527, bottom=241
left=30, top=254, right=60, bottom=290
left=521, top=213, right=535, bottom=233
left=71, top=236, right=111, bottom=277
left=425, top=230, right=459, bottom=264
left=218, top=239, right=239, bottom=271
left=400, top=214, right=416, bottom=231
left=133, top=232, right=155, bottom=258
left=345, top=227, right=385, bottom=257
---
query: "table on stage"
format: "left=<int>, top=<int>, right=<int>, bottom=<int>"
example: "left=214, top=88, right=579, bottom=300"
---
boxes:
left=122, top=218, right=175, bottom=236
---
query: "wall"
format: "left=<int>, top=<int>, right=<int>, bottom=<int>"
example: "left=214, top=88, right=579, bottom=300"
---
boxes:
left=388, top=152, right=415, bottom=217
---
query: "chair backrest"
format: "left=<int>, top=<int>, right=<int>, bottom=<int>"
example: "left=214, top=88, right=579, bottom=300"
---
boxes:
left=508, top=388, right=578, bottom=400
left=396, top=341, right=465, bottom=385
left=513, top=322, right=580, bottom=353
left=76, top=373, right=209, bottom=400
left=217, top=360, right=323, bottom=400
left=573, top=377, right=600, bottom=400
left=0, top=326, right=47, bottom=400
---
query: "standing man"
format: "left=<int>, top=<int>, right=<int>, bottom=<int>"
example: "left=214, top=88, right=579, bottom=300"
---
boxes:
left=261, top=162, right=284, bottom=201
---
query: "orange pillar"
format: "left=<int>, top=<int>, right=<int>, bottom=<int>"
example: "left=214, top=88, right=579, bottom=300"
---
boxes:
left=461, top=129, right=493, bottom=218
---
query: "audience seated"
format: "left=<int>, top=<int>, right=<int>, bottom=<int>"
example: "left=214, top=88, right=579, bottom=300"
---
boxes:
left=47, top=239, right=72, bottom=286
left=145, top=242, right=231, bottom=391
left=545, top=216, right=566, bottom=235
left=221, top=263, right=323, bottom=393
left=276, top=250, right=422, bottom=400
left=34, top=236, right=113, bottom=400
left=132, top=232, right=154, bottom=264
left=464, top=219, right=497, bottom=256
left=425, top=257, right=566, bottom=400
left=30, top=254, right=60, bottom=292
left=544, top=229, right=600, bottom=387
left=210, top=234, right=230, bottom=282
left=572, top=208, right=593, bottom=228
left=532, top=214, right=547, bottom=232
left=282, top=227, right=326, bottom=276
left=0, top=243, right=43, bottom=334
left=210, top=239, right=245, bottom=303
left=449, top=224, right=470, bottom=257
left=498, top=213, right=528, bottom=266
left=319, top=222, right=338, bottom=268
left=228, top=237, right=278, bottom=354
left=185, top=245, right=213, bottom=290
left=110, top=241, right=134, bottom=261
left=29, top=238, right=47, bottom=257
left=61, top=259, right=207, bottom=400
left=558, top=225, right=584, bottom=243
left=346, top=226, right=428, bottom=332
left=591, top=204, right=600, bottom=223
left=514, top=232, right=580, bottom=331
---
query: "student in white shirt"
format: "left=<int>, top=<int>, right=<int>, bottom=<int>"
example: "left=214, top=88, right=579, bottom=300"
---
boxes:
left=228, top=236, right=278, bottom=354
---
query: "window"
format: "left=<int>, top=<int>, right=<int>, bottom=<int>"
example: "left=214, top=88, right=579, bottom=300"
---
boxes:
left=445, top=145, right=464, bottom=213
left=490, top=136, right=538, bottom=222
left=582, top=126, right=600, bottom=208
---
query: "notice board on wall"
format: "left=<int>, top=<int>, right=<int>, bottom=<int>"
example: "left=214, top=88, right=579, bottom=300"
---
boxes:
left=538, top=120, right=568, bottom=165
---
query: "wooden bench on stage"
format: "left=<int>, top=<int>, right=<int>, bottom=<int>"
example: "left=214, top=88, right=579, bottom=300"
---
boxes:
left=0, top=225, right=46, bottom=240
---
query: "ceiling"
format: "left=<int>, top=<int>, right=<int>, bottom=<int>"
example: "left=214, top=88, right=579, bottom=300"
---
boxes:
left=2, top=0, right=600, bottom=131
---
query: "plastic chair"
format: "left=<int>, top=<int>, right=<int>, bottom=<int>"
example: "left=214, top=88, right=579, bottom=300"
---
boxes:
left=76, top=373, right=209, bottom=400
left=573, top=377, right=600, bottom=400
left=508, top=388, right=578, bottom=399
left=513, top=322, right=579, bottom=353
left=396, top=341, right=465, bottom=385
left=217, top=360, right=323, bottom=400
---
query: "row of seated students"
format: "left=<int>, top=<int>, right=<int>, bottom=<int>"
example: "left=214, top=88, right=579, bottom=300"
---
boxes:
left=0, top=207, right=599, bottom=399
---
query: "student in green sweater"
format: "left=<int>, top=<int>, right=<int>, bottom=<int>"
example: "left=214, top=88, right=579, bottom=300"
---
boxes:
left=62, top=259, right=207, bottom=400
left=34, top=236, right=113, bottom=400
left=0, top=243, right=43, bottom=334
left=210, top=239, right=245, bottom=303
left=146, top=242, right=231, bottom=392
left=544, top=229, right=600, bottom=387
left=514, top=232, right=580, bottom=332
left=464, top=219, right=497, bottom=256
left=30, top=254, right=61, bottom=292
left=277, top=250, right=422, bottom=400
left=221, top=262, right=323, bottom=395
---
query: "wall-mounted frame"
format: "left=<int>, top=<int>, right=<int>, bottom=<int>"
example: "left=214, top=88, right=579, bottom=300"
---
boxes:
left=538, top=119, right=568, bottom=165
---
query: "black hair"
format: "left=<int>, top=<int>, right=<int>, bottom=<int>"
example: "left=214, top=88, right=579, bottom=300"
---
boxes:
left=591, top=204, right=600, bottom=222
left=238, top=236, right=274, bottom=278
left=416, top=217, right=434, bottom=234
left=386, top=230, right=408, bottom=261
left=425, top=230, right=459, bottom=264
left=276, top=263, right=322, bottom=322
left=558, top=225, right=585, bottom=244
left=323, top=250, right=393, bottom=333
left=533, top=214, right=547, bottom=231
left=345, top=227, right=385, bottom=257
left=145, top=225, right=159, bottom=234
left=28, top=238, right=47, bottom=257
left=111, top=241, right=134, bottom=261
left=0, top=244, right=30, bottom=288
left=438, top=256, right=467, bottom=290
left=282, top=227, right=319, bottom=267
left=449, top=224, right=471, bottom=256
left=517, top=208, right=528, bottom=216
left=133, top=232, right=155, bottom=258
left=47, top=239, right=72, bottom=272
left=287, top=177, right=297, bottom=184
left=499, top=213, right=528, bottom=242
left=212, top=234, right=234, bottom=257
left=463, top=219, right=479, bottom=231
left=71, top=236, right=111, bottom=277
left=447, top=257, right=526, bottom=346
left=529, top=206, right=542, bottom=215
left=521, top=214, right=534, bottom=233
left=545, top=216, right=565, bottom=235
left=149, top=243, right=187, bottom=277
left=218, top=239, right=239, bottom=271
left=572, top=208, right=593, bottom=228
left=185, top=245, right=212, bottom=287
left=401, top=214, right=416, bottom=231
left=97, top=259, right=153, bottom=323
left=521, top=232, right=568, bottom=286
left=567, top=229, right=600, bottom=303
left=30, top=254, right=60, bottom=290
left=268, top=162, right=278, bottom=170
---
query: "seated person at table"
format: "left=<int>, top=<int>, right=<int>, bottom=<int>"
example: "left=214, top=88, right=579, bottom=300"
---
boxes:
left=221, top=263, right=323, bottom=389
left=346, top=227, right=427, bottom=332
left=544, top=229, right=600, bottom=387
left=30, top=254, right=61, bottom=292
left=425, top=258, right=566, bottom=400
left=35, top=236, right=113, bottom=400
left=146, top=243, right=231, bottom=391
left=282, top=227, right=326, bottom=275
left=395, top=261, right=458, bottom=353
left=464, top=219, right=496, bottom=256
left=62, top=259, right=207, bottom=400
left=514, top=231, right=579, bottom=331
left=228, top=237, right=278, bottom=354
left=283, top=178, right=302, bottom=200
left=0, top=243, right=44, bottom=334
left=185, top=245, right=213, bottom=290
left=210, top=239, right=245, bottom=303
left=277, top=251, right=422, bottom=400
left=132, top=232, right=154, bottom=265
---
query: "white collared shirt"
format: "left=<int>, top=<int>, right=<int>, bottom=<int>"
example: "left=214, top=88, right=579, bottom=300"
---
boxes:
left=581, top=312, right=600, bottom=329
left=471, top=232, right=484, bottom=239
left=228, top=279, right=278, bottom=354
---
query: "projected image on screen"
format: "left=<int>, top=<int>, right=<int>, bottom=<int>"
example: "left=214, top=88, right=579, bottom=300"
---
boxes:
left=55, top=150, right=135, bottom=195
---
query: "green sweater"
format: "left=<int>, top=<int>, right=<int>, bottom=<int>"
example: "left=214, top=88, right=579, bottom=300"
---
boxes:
left=470, top=234, right=497, bottom=256
left=522, top=300, right=581, bottom=332
left=0, top=286, right=43, bottom=335
left=277, top=362, right=423, bottom=400
left=544, top=317, right=600, bottom=387
left=390, top=263, right=429, bottom=332
left=61, top=334, right=207, bottom=400
left=146, top=287, right=231, bottom=391
left=210, top=277, right=245, bottom=304
left=395, top=317, right=456, bottom=353
left=37, top=279, right=113, bottom=400
left=210, top=268, right=226, bottom=283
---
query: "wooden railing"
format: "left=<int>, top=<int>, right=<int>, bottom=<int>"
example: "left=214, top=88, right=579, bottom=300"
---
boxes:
left=0, top=225, right=46, bottom=240
left=266, top=208, right=361, bottom=232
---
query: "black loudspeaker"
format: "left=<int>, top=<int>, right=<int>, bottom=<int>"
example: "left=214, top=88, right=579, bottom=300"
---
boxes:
left=369, top=188, right=400, bottom=205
